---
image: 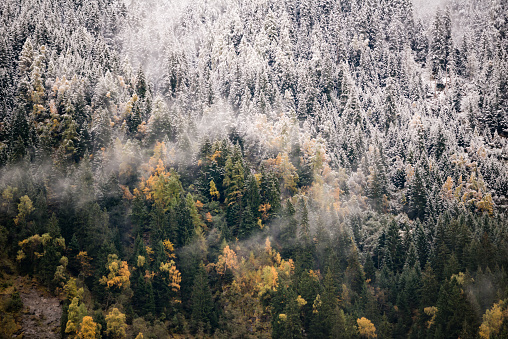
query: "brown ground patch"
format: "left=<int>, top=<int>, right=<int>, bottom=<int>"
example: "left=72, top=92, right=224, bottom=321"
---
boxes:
left=16, top=277, right=62, bottom=339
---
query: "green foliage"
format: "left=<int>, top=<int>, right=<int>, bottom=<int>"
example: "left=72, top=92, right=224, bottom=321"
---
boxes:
left=274, top=288, right=303, bottom=339
left=105, top=308, right=127, bottom=339
left=65, top=297, right=87, bottom=336
left=0, top=226, right=8, bottom=257
left=176, top=193, right=194, bottom=247
left=132, top=269, right=155, bottom=317
left=434, top=277, right=478, bottom=338
left=223, top=154, right=245, bottom=206
left=5, top=291, right=23, bottom=313
left=191, top=262, right=215, bottom=333
left=0, top=1, right=507, bottom=338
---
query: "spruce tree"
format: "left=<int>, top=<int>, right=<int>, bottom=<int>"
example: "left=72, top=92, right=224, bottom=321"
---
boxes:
left=191, top=262, right=214, bottom=333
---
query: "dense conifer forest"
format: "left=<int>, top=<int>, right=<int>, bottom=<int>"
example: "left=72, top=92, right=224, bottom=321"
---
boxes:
left=1, top=0, right=508, bottom=337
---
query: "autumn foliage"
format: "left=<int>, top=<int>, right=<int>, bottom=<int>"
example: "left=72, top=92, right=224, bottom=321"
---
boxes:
left=100, top=254, right=131, bottom=289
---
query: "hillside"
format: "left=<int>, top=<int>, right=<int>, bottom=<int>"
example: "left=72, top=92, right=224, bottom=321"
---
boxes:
left=1, top=0, right=508, bottom=337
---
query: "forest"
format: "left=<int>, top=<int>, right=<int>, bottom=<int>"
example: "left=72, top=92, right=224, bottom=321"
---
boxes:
left=0, top=0, right=508, bottom=338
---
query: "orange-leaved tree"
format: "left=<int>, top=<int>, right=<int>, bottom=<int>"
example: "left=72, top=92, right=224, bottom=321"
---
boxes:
left=100, top=254, right=130, bottom=290
left=77, top=316, right=98, bottom=339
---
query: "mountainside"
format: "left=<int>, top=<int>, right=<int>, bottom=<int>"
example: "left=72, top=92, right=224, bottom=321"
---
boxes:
left=1, top=0, right=508, bottom=338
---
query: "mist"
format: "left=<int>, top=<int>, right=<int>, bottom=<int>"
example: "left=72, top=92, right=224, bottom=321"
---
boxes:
left=1, top=0, right=507, bottom=337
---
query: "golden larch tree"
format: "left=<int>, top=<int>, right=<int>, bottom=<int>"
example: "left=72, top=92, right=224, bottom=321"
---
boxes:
left=357, top=317, right=377, bottom=338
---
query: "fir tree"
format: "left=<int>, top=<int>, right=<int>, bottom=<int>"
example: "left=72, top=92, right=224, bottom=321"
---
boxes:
left=191, top=262, right=215, bottom=333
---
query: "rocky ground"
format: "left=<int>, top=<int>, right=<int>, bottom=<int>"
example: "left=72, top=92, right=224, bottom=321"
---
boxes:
left=16, top=277, right=61, bottom=339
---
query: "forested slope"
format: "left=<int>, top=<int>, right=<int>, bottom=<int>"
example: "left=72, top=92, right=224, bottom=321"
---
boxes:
left=1, top=0, right=508, bottom=338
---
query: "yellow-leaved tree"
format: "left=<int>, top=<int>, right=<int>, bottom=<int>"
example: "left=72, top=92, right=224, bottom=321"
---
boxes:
left=159, top=261, right=181, bottom=292
left=209, top=179, right=220, bottom=200
left=159, top=239, right=181, bottom=293
left=263, top=152, right=299, bottom=196
left=212, top=238, right=295, bottom=337
left=424, top=306, right=438, bottom=329
left=479, top=300, right=507, bottom=339
left=357, top=317, right=377, bottom=338
left=76, top=251, right=93, bottom=278
left=100, top=254, right=130, bottom=290
left=77, top=316, right=98, bottom=339
left=14, top=195, right=34, bottom=226
left=214, top=245, right=239, bottom=275
left=16, top=233, right=66, bottom=275
left=65, top=297, right=87, bottom=337
left=136, top=142, right=182, bottom=212
left=105, top=308, right=127, bottom=339
left=1, top=186, right=18, bottom=214
left=442, top=176, right=454, bottom=200
left=63, top=278, right=83, bottom=302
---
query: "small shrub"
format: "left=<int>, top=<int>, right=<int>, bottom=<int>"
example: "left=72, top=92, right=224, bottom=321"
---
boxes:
left=6, top=291, right=23, bottom=313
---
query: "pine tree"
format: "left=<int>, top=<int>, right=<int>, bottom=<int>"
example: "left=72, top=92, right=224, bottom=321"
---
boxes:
left=176, top=193, right=193, bottom=247
left=364, top=254, right=376, bottom=284
left=404, top=240, right=420, bottom=269
left=367, top=147, right=389, bottom=212
left=345, top=243, right=367, bottom=304
left=243, top=174, right=261, bottom=219
left=298, top=198, right=310, bottom=239
left=146, top=97, right=173, bottom=144
left=279, top=288, right=304, bottom=339
left=238, top=202, right=257, bottom=239
left=408, top=166, right=427, bottom=221
left=429, top=9, right=452, bottom=78
left=223, top=155, right=245, bottom=236
left=385, top=220, right=403, bottom=272
left=135, top=67, right=148, bottom=100
left=434, top=277, right=477, bottom=338
left=126, top=94, right=142, bottom=138
left=191, top=262, right=214, bottom=333
left=311, top=268, right=339, bottom=337
left=260, top=169, right=281, bottom=217
left=397, top=265, right=422, bottom=327
left=280, top=200, right=298, bottom=257
left=421, top=262, right=438, bottom=307
left=330, top=308, right=357, bottom=339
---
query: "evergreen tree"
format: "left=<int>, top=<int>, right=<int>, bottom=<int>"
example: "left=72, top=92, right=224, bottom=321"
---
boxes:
left=345, top=243, right=367, bottom=305
left=280, top=200, right=298, bottom=258
left=176, top=193, right=194, bottom=247
left=278, top=288, right=304, bottom=339
left=385, top=220, right=403, bottom=272
left=191, top=262, right=215, bottom=333
left=421, top=262, right=439, bottom=307
left=238, top=202, right=257, bottom=239
left=434, top=277, right=477, bottom=338
left=429, top=9, right=452, bottom=77
left=408, top=166, right=427, bottom=220
left=364, top=254, right=376, bottom=284
left=298, top=197, right=310, bottom=239
left=135, top=67, right=148, bottom=100
left=260, top=169, right=281, bottom=217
